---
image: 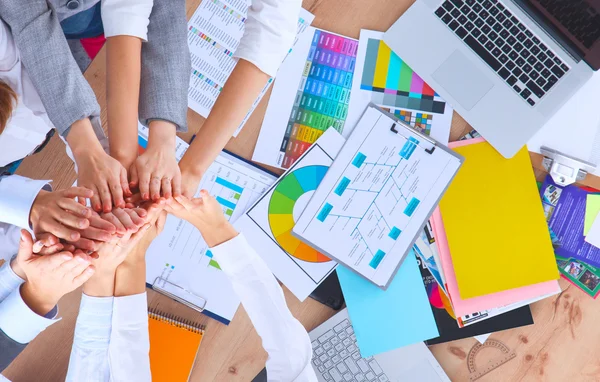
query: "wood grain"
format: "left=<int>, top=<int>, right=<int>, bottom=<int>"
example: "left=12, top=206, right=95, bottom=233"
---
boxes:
left=5, top=0, right=600, bottom=381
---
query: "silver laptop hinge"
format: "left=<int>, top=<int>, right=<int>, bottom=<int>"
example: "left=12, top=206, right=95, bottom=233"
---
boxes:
left=540, top=146, right=596, bottom=187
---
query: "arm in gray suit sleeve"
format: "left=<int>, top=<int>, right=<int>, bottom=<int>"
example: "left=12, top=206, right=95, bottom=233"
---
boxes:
left=139, top=0, right=191, bottom=132
left=0, top=329, right=26, bottom=372
left=0, top=1, right=103, bottom=138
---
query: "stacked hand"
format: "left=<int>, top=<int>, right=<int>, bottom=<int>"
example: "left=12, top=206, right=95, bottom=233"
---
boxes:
left=165, top=190, right=238, bottom=247
left=12, top=230, right=96, bottom=316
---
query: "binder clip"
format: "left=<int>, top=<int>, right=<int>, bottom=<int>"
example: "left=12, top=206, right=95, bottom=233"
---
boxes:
left=152, top=277, right=207, bottom=313
left=540, top=146, right=596, bottom=187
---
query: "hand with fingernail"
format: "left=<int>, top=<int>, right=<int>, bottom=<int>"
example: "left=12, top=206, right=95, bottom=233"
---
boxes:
left=165, top=190, right=238, bottom=248
left=13, top=230, right=96, bottom=316
left=29, top=187, right=99, bottom=243
left=129, top=122, right=181, bottom=202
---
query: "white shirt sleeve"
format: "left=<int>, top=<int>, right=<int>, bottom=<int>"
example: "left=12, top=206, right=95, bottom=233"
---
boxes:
left=234, top=0, right=302, bottom=77
left=66, top=295, right=114, bottom=382
left=0, top=261, right=24, bottom=302
left=0, top=175, right=50, bottom=230
left=109, top=293, right=151, bottom=382
left=101, top=0, right=154, bottom=41
left=0, top=285, right=59, bottom=344
left=210, top=234, right=317, bottom=382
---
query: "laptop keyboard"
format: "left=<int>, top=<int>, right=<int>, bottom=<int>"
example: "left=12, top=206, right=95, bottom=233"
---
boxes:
left=311, top=318, right=389, bottom=381
left=435, top=0, right=570, bottom=107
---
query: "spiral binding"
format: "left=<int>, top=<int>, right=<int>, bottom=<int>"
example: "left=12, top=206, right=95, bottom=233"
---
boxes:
left=148, top=308, right=206, bottom=334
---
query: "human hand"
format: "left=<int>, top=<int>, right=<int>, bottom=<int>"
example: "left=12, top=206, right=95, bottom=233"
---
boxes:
left=74, top=145, right=131, bottom=212
left=16, top=230, right=95, bottom=316
left=98, top=207, right=148, bottom=236
left=67, top=212, right=117, bottom=251
left=179, top=167, right=202, bottom=199
left=130, top=122, right=181, bottom=201
left=165, top=190, right=237, bottom=247
left=92, top=203, right=164, bottom=273
left=30, top=187, right=95, bottom=243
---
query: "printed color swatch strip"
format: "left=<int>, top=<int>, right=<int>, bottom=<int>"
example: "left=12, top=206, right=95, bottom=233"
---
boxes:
left=279, top=30, right=358, bottom=169
left=361, top=39, right=446, bottom=114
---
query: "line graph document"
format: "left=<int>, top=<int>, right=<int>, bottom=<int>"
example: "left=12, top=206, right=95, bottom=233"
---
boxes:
left=293, top=106, right=462, bottom=288
left=187, top=1, right=314, bottom=135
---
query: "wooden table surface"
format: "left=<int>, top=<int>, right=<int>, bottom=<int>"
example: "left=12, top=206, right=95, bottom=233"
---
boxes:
left=5, top=0, right=600, bottom=381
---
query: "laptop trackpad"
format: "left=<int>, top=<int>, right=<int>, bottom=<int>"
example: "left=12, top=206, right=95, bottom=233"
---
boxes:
left=432, top=50, right=494, bottom=111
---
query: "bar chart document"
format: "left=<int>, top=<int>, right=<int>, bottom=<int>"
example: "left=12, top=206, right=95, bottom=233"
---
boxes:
left=187, top=2, right=314, bottom=134
left=293, top=106, right=462, bottom=288
left=139, top=125, right=276, bottom=323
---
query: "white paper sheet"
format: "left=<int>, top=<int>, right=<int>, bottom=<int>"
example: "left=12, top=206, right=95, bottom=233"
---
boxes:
left=474, top=333, right=490, bottom=344
left=346, top=30, right=454, bottom=145
left=235, top=129, right=344, bottom=300
left=186, top=2, right=314, bottom=136
left=139, top=125, right=277, bottom=323
left=527, top=71, right=600, bottom=175
left=293, top=106, right=462, bottom=287
left=252, top=27, right=359, bottom=168
left=585, top=213, right=600, bottom=248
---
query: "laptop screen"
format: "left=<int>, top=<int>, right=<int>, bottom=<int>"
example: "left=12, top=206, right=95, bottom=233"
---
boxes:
left=514, top=0, right=600, bottom=70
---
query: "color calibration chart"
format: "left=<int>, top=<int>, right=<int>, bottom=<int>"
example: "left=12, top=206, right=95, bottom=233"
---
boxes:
left=187, top=2, right=314, bottom=133
left=345, top=30, right=454, bottom=146
left=253, top=27, right=358, bottom=169
left=361, top=39, right=446, bottom=114
left=142, top=125, right=277, bottom=322
left=277, top=30, right=358, bottom=168
left=294, top=107, right=461, bottom=286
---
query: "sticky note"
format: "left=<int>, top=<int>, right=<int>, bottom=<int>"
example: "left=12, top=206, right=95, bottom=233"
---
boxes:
left=337, top=253, right=438, bottom=357
left=584, top=194, right=600, bottom=236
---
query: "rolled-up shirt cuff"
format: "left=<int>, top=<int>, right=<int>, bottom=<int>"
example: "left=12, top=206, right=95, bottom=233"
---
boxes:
left=0, top=176, right=50, bottom=229
left=0, top=286, right=59, bottom=344
left=113, top=293, right=148, bottom=326
left=0, top=261, right=25, bottom=301
left=101, top=0, right=153, bottom=41
left=75, top=295, right=114, bottom=348
left=209, top=234, right=256, bottom=275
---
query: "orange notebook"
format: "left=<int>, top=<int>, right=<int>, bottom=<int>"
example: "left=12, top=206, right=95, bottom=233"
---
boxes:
left=148, top=310, right=205, bottom=382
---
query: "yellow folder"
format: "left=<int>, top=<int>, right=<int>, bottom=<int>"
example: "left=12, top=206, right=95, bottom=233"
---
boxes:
left=439, top=139, right=559, bottom=299
left=149, top=310, right=204, bottom=382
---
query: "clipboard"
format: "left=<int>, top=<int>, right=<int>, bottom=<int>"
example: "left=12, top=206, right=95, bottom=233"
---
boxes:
left=149, top=277, right=207, bottom=314
left=293, top=104, right=464, bottom=289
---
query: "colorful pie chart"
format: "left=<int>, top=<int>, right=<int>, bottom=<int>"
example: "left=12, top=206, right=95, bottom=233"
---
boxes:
left=268, top=165, right=331, bottom=263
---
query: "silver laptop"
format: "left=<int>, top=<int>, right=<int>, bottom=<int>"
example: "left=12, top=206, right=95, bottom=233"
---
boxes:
left=384, top=0, right=600, bottom=158
left=310, top=309, right=449, bottom=382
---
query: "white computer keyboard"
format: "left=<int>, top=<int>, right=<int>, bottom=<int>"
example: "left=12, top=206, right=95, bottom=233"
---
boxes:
left=311, top=318, right=390, bottom=382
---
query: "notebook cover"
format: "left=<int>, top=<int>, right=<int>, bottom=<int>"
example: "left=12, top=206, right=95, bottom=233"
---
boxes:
left=149, top=312, right=204, bottom=382
left=439, top=140, right=559, bottom=299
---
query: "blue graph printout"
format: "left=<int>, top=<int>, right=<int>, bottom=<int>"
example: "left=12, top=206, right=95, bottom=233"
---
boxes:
left=293, top=106, right=461, bottom=287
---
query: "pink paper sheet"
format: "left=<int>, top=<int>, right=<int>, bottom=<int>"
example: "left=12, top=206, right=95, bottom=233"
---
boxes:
left=430, top=137, right=561, bottom=316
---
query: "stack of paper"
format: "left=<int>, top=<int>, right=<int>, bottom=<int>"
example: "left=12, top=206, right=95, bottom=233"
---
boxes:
left=418, top=138, right=562, bottom=346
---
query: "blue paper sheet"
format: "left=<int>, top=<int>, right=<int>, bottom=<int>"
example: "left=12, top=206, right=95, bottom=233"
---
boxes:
left=337, top=252, right=439, bottom=357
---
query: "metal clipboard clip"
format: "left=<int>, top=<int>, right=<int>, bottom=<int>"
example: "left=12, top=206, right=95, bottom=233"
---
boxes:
left=540, top=146, right=596, bottom=186
left=152, top=277, right=207, bottom=313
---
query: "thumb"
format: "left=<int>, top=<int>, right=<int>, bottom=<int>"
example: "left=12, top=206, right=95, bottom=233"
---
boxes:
left=17, top=230, right=34, bottom=261
left=129, top=223, right=152, bottom=244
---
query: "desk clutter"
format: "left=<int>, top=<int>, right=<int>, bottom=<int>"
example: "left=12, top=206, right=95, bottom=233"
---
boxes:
left=144, top=0, right=600, bottom=380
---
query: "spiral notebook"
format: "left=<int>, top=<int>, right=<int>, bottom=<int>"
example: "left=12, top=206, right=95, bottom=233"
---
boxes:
left=148, top=309, right=205, bottom=382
